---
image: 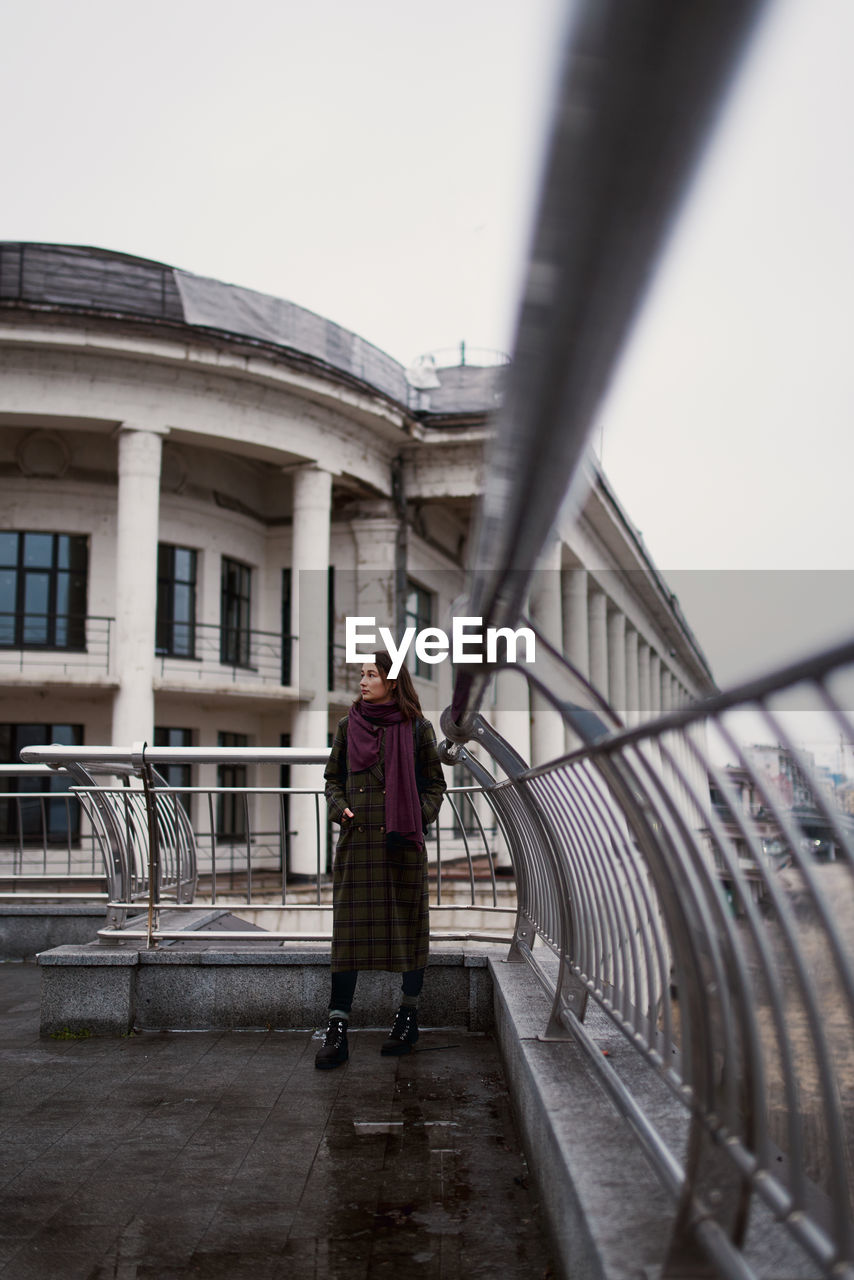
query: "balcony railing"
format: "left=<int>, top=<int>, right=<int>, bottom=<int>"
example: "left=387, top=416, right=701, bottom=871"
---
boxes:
left=0, top=613, right=113, bottom=676
left=156, top=624, right=295, bottom=687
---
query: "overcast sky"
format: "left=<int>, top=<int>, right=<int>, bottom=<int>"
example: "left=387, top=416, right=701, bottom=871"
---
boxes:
left=4, top=0, right=853, bottom=696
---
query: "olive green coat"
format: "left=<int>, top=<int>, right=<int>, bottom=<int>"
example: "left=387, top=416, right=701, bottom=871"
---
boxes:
left=324, top=714, right=447, bottom=973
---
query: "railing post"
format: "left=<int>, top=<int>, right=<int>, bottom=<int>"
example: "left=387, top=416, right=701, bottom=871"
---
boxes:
left=137, top=747, right=161, bottom=949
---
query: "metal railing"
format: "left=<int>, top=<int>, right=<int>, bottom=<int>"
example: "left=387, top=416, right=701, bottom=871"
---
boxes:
left=155, top=624, right=295, bottom=686
left=444, top=637, right=854, bottom=1279
left=0, top=613, right=113, bottom=675
left=13, top=746, right=516, bottom=942
left=0, top=764, right=104, bottom=893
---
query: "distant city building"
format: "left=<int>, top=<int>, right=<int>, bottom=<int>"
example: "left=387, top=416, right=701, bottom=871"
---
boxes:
left=708, top=744, right=854, bottom=910
left=1, top=242, right=715, bottom=873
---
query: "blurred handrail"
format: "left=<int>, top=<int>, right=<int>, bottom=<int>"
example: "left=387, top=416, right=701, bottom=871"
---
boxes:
left=444, top=0, right=770, bottom=738
left=20, top=745, right=330, bottom=769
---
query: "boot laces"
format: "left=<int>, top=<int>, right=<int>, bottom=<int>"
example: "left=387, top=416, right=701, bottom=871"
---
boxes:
left=390, top=1008, right=415, bottom=1040
left=325, top=1017, right=347, bottom=1047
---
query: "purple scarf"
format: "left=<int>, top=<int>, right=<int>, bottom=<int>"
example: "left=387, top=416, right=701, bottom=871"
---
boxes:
left=348, top=701, right=423, bottom=850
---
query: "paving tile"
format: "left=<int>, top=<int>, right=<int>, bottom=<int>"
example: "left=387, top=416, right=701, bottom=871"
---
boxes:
left=0, top=1222, right=121, bottom=1280
left=0, top=964, right=554, bottom=1280
left=193, top=1200, right=295, bottom=1255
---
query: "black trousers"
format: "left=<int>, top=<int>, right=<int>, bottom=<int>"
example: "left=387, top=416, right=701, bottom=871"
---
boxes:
left=330, top=967, right=425, bottom=1014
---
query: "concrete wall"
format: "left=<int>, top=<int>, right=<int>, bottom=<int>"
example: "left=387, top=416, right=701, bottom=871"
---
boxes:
left=0, top=906, right=108, bottom=960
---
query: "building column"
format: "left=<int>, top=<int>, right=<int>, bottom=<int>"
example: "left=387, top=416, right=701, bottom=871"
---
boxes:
left=588, top=589, right=609, bottom=701
left=625, top=627, right=640, bottom=727
left=529, top=537, right=566, bottom=765
left=669, top=676, right=700, bottom=825
left=662, top=669, right=691, bottom=813
left=637, top=641, right=651, bottom=724
left=661, top=668, right=674, bottom=715
left=678, top=682, right=710, bottom=830
left=607, top=610, right=627, bottom=723
left=649, top=652, right=662, bottom=718
left=563, top=567, right=589, bottom=679
left=111, top=424, right=166, bottom=746
left=289, top=466, right=333, bottom=877
left=491, top=668, right=531, bottom=867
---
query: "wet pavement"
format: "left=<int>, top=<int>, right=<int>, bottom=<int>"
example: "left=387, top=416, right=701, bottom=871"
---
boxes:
left=0, top=962, right=555, bottom=1279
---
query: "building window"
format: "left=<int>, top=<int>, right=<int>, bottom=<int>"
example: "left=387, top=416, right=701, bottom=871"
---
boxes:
left=217, top=731, right=247, bottom=836
left=405, top=579, right=434, bottom=679
left=0, top=532, right=87, bottom=649
left=281, top=568, right=292, bottom=685
left=280, top=731, right=291, bottom=874
left=0, top=723, right=82, bottom=841
left=156, top=546, right=197, bottom=658
left=221, top=558, right=251, bottom=668
left=327, top=565, right=334, bottom=692
left=153, top=727, right=192, bottom=814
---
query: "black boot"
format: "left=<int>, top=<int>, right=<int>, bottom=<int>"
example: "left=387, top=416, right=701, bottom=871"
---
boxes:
left=315, top=1016, right=349, bottom=1070
left=381, top=1005, right=419, bottom=1056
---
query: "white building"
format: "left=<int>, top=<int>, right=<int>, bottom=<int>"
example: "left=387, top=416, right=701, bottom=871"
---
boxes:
left=0, top=242, right=715, bottom=873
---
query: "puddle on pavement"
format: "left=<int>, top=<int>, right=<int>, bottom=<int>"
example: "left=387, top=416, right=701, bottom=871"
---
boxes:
left=353, top=1119, right=459, bottom=1135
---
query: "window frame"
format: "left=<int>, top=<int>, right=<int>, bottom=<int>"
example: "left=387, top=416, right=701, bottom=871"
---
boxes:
left=0, top=532, right=88, bottom=651
left=153, top=726, right=193, bottom=816
left=156, top=544, right=197, bottom=660
left=220, top=557, right=252, bottom=669
left=0, top=722, right=83, bottom=842
left=217, top=731, right=248, bottom=837
left=404, top=578, right=435, bottom=680
left=281, top=567, right=292, bottom=686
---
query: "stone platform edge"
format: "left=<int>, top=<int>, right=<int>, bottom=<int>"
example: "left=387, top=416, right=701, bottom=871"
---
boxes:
left=36, top=941, right=498, bottom=1037
left=487, top=957, right=820, bottom=1280
left=1, top=904, right=108, bottom=960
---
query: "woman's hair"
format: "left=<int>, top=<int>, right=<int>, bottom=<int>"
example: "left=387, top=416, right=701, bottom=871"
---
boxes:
left=357, top=651, right=423, bottom=720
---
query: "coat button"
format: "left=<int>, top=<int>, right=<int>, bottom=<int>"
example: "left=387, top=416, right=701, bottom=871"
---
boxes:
left=359, top=787, right=365, bottom=793
left=379, top=825, right=384, bottom=832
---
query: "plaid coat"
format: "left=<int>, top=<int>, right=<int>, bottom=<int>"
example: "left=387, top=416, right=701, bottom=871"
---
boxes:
left=324, top=714, right=447, bottom=973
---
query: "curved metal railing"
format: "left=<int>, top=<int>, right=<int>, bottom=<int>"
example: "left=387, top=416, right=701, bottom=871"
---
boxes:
left=14, top=745, right=518, bottom=942
left=444, top=635, right=854, bottom=1277
left=60, top=756, right=199, bottom=929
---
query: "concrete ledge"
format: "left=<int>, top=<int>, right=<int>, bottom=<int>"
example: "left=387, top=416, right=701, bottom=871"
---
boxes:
left=36, top=936, right=496, bottom=1037
left=489, top=957, right=822, bottom=1280
left=0, top=905, right=108, bottom=960
left=489, top=956, right=676, bottom=1280
left=40, top=959, right=136, bottom=1037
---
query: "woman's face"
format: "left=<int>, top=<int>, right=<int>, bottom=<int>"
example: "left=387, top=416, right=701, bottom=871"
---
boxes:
left=360, top=664, right=395, bottom=704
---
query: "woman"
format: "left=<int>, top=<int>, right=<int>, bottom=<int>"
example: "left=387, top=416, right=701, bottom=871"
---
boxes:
left=316, top=652, right=447, bottom=1069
